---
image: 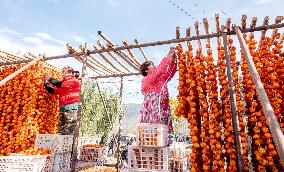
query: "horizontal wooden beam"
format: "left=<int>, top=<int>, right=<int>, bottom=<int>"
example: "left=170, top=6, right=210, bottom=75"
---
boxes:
left=1, top=22, right=284, bottom=66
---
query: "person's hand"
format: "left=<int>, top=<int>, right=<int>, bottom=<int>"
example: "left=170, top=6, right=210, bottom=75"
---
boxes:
left=167, top=47, right=177, bottom=62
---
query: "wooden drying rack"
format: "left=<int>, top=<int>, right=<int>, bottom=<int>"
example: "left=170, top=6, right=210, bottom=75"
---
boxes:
left=0, top=14, right=284, bottom=172
left=0, top=14, right=283, bottom=79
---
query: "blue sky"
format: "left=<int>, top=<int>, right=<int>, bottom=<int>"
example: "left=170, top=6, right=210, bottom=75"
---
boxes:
left=0, top=0, right=283, bottom=103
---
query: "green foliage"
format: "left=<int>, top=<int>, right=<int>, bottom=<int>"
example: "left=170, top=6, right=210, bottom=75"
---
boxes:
left=169, top=97, right=187, bottom=134
left=80, top=81, right=125, bottom=144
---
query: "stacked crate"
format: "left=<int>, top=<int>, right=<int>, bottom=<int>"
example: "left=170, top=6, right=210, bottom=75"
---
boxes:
left=79, top=146, right=107, bottom=165
left=128, top=123, right=169, bottom=171
left=34, top=134, right=74, bottom=172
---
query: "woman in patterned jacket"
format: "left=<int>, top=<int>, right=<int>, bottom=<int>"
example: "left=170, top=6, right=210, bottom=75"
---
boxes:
left=139, top=48, right=177, bottom=133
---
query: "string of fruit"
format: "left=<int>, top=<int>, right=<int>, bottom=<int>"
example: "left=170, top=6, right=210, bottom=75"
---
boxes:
left=217, top=41, right=238, bottom=171
left=205, top=40, right=224, bottom=171
left=227, top=36, right=249, bottom=170
left=0, top=62, right=60, bottom=156
left=184, top=43, right=203, bottom=171
left=193, top=46, right=211, bottom=171
left=257, top=32, right=283, bottom=171
left=176, top=45, right=188, bottom=118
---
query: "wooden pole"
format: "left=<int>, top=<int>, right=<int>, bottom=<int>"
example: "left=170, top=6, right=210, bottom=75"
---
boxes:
left=234, top=26, right=284, bottom=167
left=122, top=40, right=142, bottom=66
left=134, top=38, right=149, bottom=61
left=115, top=77, right=124, bottom=171
left=241, top=15, right=247, bottom=29
left=194, top=22, right=202, bottom=49
left=97, top=40, right=130, bottom=72
left=222, top=28, right=244, bottom=172
left=0, top=56, right=43, bottom=87
left=71, top=43, right=88, bottom=171
left=93, top=45, right=122, bottom=73
left=1, top=23, right=284, bottom=66
left=98, top=31, right=140, bottom=70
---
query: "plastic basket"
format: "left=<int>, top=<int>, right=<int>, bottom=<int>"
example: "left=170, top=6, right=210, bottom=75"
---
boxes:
left=52, top=152, right=71, bottom=172
left=136, top=123, right=168, bottom=147
left=35, top=134, right=73, bottom=153
left=169, top=157, right=187, bottom=172
left=128, top=145, right=169, bottom=171
left=79, top=147, right=106, bottom=165
left=0, top=155, right=46, bottom=172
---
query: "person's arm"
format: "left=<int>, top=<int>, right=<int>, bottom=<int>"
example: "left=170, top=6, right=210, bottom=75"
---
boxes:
left=150, top=48, right=177, bottom=81
left=46, top=77, right=62, bottom=88
left=44, top=82, right=56, bottom=94
left=44, top=76, right=62, bottom=94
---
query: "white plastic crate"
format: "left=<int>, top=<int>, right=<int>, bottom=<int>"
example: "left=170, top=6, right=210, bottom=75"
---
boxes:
left=79, top=147, right=106, bottom=165
left=169, top=143, right=186, bottom=158
left=136, top=123, right=168, bottom=147
left=169, top=157, right=187, bottom=172
left=52, top=152, right=71, bottom=172
left=35, top=134, right=73, bottom=153
left=128, top=145, right=169, bottom=171
left=0, top=155, right=46, bottom=172
left=42, top=154, right=54, bottom=172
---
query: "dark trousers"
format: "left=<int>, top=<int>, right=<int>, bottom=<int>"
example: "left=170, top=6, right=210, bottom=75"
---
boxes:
left=58, top=109, right=77, bottom=135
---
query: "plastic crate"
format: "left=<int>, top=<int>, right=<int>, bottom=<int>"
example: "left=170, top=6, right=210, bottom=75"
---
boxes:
left=35, top=134, right=73, bottom=153
left=0, top=155, right=46, bottom=172
left=136, top=123, right=168, bottom=147
left=169, top=143, right=186, bottom=158
left=52, top=152, right=71, bottom=172
left=79, top=147, right=106, bottom=165
left=128, top=145, right=169, bottom=171
left=169, top=157, right=187, bottom=172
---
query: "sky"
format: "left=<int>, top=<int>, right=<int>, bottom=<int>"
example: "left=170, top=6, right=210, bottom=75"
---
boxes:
left=0, top=0, right=283, bottom=104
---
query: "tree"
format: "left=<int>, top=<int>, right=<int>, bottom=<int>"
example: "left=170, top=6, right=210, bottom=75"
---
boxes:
left=80, top=81, right=125, bottom=144
left=170, top=97, right=188, bottom=136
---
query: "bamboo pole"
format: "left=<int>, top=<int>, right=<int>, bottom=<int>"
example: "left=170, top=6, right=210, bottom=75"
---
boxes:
left=67, top=43, right=112, bottom=75
left=122, top=40, right=141, bottom=66
left=176, top=26, right=180, bottom=39
left=234, top=26, right=284, bottom=167
left=98, top=31, right=140, bottom=70
left=93, top=45, right=122, bottom=73
left=0, top=49, right=30, bottom=60
left=71, top=43, right=88, bottom=172
left=106, top=45, right=139, bottom=71
left=215, top=14, right=221, bottom=45
left=134, top=38, right=149, bottom=61
left=241, top=15, right=247, bottom=29
left=97, top=40, right=130, bottom=72
left=261, top=16, right=269, bottom=39
left=1, top=23, right=284, bottom=66
left=250, top=17, right=257, bottom=28
left=77, top=44, right=116, bottom=74
left=222, top=27, right=244, bottom=172
left=272, top=16, right=284, bottom=38
left=226, top=18, right=232, bottom=31
left=0, top=56, right=43, bottom=87
left=194, top=22, right=202, bottom=49
left=115, top=77, right=124, bottom=171
left=203, top=18, right=210, bottom=42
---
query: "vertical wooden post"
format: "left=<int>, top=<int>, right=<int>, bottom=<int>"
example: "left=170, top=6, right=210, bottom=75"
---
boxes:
left=222, top=29, right=244, bottom=172
left=234, top=26, right=284, bottom=167
left=115, top=77, right=124, bottom=171
left=71, top=43, right=88, bottom=171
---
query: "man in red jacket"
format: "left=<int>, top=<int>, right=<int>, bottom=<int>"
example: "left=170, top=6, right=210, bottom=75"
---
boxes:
left=44, top=66, right=81, bottom=135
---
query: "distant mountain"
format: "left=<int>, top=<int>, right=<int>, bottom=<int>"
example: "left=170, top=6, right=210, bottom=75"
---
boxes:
left=121, top=103, right=141, bottom=134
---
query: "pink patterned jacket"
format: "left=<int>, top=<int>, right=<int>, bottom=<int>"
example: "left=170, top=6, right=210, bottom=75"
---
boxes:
left=141, top=57, right=177, bottom=94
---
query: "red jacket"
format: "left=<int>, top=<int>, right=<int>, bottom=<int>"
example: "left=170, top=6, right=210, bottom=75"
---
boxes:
left=55, top=75, right=81, bottom=105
